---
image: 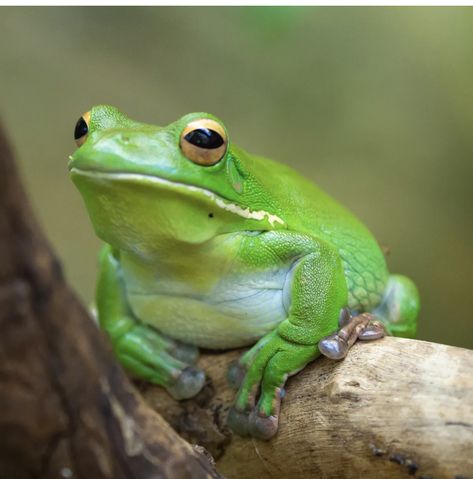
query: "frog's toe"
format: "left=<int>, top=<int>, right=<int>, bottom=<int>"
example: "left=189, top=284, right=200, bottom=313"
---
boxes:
left=358, top=320, right=386, bottom=340
left=170, top=342, right=200, bottom=364
left=319, top=312, right=387, bottom=359
left=250, top=412, right=279, bottom=440
left=166, top=366, right=206, bottom=400
left=227, top=407, right=252, bottom=436
left=319, top=333, right=349, bottom=359
left=227, top=407, right=279, bottom=440
left=227, top=360, right=247, bottom=389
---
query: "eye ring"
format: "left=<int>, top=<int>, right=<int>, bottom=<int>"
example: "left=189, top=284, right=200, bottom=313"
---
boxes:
left=180, top=118, right=227, bottom=166
left=74, top=111, right=91, bottom=147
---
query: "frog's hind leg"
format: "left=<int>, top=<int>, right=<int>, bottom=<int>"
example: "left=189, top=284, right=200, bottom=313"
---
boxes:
left=371, top=274, right=420, bottom=338
left=319, top=275, right=420, bottom=359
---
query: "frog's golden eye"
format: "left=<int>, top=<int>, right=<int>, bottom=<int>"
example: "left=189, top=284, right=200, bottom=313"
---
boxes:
left=74, top=111, right=91, bottom=147
left=180, top=119, right=227, bottom=166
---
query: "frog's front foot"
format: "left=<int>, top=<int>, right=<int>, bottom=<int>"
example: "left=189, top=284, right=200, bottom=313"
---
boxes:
left=168, top=340, right=200, bottom=364
left=114, top=323, right=205, bottom=400
left=227, top=330, right=317, bottom=440
left=318, top=311, right=386, bottom=360
left=227, top=396, right=282, bottom=440
left=166, top=366, right=206, bottom=399
left=227, top=360, right=247, bottom=389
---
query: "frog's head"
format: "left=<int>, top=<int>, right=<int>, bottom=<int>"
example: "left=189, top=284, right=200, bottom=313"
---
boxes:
left=69, top=105, right=284, bottom=256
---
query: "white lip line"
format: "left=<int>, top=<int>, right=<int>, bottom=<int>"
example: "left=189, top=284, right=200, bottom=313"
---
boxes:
left=70, top=168, right=285, bottom=227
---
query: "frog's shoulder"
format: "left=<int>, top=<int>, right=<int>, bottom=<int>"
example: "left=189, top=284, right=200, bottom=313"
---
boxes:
left=247, top=153, right=385, bottom=264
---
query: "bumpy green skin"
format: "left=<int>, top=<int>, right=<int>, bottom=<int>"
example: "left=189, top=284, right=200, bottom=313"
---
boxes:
left=69, top=105, right=420, bottom=440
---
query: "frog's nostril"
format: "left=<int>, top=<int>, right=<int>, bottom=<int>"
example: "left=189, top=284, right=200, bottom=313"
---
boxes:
left=121, top=135, right=130, bottom=144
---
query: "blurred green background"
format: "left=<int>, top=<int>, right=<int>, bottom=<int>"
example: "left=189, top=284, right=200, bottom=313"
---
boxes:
left=0, top=7, right=471, bottom=348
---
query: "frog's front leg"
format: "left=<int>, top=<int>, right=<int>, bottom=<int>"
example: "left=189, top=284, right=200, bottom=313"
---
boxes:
left=227, top=234, right=348, bottom=440
left=97, top=244, right=205, bottom=399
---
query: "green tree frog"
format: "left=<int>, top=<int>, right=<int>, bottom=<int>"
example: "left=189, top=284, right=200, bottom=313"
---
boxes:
left=69, top=106, right=419, bottom=440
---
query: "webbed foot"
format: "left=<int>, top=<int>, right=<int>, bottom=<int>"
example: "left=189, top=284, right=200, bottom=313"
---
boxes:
left=227, top=330, right=317, bottom=440
left=115, top=324, right=205, bottom=399
left=319, top=311, right=386, bottom=360
left=227, top=401, right=280, bottom=440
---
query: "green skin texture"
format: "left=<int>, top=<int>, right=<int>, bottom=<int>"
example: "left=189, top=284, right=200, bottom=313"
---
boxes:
left=69, top=105, right=420, bottom=440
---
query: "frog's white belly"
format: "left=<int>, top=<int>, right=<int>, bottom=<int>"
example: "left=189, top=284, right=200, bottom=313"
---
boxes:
left=125, top=269, right=290, bottom=349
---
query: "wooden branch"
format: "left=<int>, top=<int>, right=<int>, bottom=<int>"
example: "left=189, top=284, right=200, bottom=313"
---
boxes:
left=0, top=124, right=221, bottom=478
left=143, top=337, right=473, bottom=479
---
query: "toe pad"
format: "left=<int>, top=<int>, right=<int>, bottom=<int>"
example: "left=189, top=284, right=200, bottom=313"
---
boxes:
left=166, top=366, right=205, bottom=400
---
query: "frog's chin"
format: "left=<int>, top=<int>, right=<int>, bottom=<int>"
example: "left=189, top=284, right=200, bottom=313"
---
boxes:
left=70, top=168, right=284, bottom=254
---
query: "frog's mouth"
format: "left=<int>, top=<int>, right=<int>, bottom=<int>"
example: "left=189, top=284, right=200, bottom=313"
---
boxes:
left=70, top=168, right=285, bottom=227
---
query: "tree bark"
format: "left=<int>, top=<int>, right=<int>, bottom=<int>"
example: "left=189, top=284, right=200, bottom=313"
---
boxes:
left=0, top=124, right=221, bottom=479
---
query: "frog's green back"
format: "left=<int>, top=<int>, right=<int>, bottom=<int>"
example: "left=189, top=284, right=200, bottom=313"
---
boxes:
left=244, top=152, right=389, bottom=311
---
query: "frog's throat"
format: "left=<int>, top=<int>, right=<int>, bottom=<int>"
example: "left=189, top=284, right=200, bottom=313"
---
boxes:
left=70, top=168, right=285, bottom=227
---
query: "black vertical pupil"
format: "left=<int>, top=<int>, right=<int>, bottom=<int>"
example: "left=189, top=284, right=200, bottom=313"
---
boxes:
left=74, top=117, right=88, bottom=140
left=184, top=128, right=224, bottom=149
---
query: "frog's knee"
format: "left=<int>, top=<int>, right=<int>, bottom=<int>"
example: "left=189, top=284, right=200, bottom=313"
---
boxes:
left=373, top=274, right=420, bottom=338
